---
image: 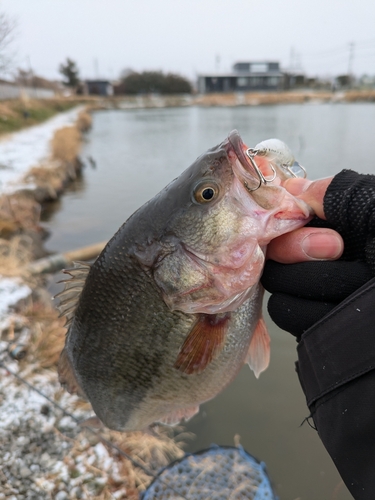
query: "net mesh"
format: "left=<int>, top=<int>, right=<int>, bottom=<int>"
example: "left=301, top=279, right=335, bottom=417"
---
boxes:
left=142, top=445, right=277, bottom=500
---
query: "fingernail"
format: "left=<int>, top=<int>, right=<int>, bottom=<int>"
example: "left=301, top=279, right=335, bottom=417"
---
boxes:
left=301, top=233, right=343, bottom=260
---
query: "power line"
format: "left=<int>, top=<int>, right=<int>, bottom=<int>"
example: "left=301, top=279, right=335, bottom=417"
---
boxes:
left=301, top=40, right=375, bottom=62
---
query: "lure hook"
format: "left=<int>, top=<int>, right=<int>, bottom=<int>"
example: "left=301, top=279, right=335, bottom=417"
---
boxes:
left=245, top=148, right=277, bottom=191
left=282, top=162, right=307, bottom=179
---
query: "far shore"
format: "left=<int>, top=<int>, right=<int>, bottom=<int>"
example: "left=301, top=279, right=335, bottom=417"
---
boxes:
left=1, top=89, right=374, bottom=137
left=97, top=89, right=375, bottom=110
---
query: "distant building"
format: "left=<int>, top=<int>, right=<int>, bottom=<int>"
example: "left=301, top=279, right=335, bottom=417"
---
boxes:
left=197, top=61, right=283, bottom=93
left=84, top=80, right=113, bottom=96
left=0, top=78, right=56, bottom=100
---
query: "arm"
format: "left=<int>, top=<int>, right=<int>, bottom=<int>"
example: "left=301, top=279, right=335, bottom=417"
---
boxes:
left=262, top=170, right=375, bottom=500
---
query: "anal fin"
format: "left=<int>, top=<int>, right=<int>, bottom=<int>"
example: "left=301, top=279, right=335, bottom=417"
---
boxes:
left=58, top=348, right=87, bottom=398
left=246, top=316, right=270, bottom=378
left=79, top=416, right=103, bottom=429
left=174, top=313, right=230, bottom=375
left=157, top=406, right=200, bottom=426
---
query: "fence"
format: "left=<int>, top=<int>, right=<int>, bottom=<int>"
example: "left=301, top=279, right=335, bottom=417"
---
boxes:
left=0, top=82, right=56, bottom=100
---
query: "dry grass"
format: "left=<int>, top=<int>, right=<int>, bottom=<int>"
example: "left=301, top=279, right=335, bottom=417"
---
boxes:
left=0, top=98, right=79, bottom=135
left=27, top=302, right=66, bottom=369
left=58, top=426, right=187, bottom=499
left=21, top=117, right=85, bottom=201
left=0, top=102, right=18, bottom=120
left=344, top=90, right=375, bottom=102
left=194, top=91, right=335, bottom=107
left=0, top=235, right=34, bottom=277
left=25, top=162, right=76, bottom=199
left=0, top=194, right=41, bottom=237
left=76, top=110, right=93, bottom=133
left=51, top=125, right=82, bottom=164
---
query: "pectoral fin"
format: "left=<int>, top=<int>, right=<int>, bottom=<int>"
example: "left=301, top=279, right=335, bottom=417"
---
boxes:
left=246, top=316, right=270, bottom=378
left=174, top=313, right=230, bottom=375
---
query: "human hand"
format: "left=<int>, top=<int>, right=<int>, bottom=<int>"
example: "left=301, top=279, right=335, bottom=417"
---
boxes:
left=262, top=173, right=373, bottom=338
left=266, top=176, right=343, bottom=263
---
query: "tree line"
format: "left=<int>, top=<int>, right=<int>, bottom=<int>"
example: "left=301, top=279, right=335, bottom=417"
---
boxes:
left=59, top=58, right=192, bottom=95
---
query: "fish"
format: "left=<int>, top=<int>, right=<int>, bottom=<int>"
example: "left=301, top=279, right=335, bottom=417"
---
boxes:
left=57, top=130, right=312, bottom=431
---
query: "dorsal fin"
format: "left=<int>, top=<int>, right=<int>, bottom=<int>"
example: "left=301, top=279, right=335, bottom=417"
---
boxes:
left=55, top=261, right=91, bottom=328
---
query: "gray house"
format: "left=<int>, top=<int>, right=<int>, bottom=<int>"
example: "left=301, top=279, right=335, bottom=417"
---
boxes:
left=197, top=62, right=283, bottom=93
left=84, top=80, right=113, bottom=96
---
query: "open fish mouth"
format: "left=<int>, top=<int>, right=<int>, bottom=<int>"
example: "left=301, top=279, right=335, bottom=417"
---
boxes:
left=227, top=129, right=306, bottom=192
left=227, top=129, right=273, bottom=192
left=226, top=129, right=313, bottom=220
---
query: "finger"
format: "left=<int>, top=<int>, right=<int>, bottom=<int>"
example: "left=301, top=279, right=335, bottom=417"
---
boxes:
left=266, top=227, right=343, bottom=263
left=283, top=177, right=333, bottom=219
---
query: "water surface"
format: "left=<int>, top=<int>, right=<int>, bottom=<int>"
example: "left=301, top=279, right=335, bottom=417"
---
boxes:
left=43, top=104, right=375, bottom=500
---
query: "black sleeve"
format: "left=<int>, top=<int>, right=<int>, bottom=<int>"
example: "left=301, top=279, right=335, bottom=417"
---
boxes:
left=295, top=170, right=375, bottom=499
left=324, top=169, right=375, bottom=272
left=296, top=278, right=375, bottom=500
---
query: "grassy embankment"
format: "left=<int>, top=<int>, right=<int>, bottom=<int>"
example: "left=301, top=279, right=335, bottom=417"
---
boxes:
left=0, top=98, right=81, bottom=135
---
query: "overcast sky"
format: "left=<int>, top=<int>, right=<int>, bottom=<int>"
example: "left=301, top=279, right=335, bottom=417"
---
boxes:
left=2, top=0, right=375, bottom=81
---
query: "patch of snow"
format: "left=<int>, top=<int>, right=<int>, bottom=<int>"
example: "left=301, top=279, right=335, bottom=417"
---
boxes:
left=0, top=276, right=32, bottom=332
left=0, top=106, right=83, bottom=194
left=0, top=276, right=31, bottom=317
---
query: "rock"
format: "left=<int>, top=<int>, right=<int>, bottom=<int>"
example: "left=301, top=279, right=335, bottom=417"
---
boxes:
left=55, top=491, right=68, bottom=500
left=19, top=466, right=32, bottom=478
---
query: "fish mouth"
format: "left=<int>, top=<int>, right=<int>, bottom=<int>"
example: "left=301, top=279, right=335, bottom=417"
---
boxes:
left=226, top=130, right=313, bottom=220
left=226, top=130, right=269, bottom=192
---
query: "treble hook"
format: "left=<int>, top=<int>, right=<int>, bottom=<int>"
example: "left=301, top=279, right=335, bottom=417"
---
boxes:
left=282, top=162, right=307, bottom=179
left=244, top=148, right=277, bottom=191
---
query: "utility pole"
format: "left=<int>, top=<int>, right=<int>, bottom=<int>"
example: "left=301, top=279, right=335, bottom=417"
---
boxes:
left=215, top=54, right=220, bottom=72
left=348, top=42, right=355, bottom=84
left=290, top=47, right=295, bottom=71
left=28, top=55, right=36, bottom=98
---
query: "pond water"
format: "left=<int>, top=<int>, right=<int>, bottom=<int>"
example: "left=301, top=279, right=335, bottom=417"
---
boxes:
left=43, top=103, right=375, bottom=500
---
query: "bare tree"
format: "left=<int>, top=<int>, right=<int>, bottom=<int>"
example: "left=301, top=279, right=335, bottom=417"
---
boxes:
left=0, top=12, right=16, bottom=75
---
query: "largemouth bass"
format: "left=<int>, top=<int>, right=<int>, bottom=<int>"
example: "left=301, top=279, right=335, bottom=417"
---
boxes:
left=58, top=130, right=311, bottom=431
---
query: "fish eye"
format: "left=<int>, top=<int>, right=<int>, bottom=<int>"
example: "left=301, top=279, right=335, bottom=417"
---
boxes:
left=193, top=182, right=219, bottom=204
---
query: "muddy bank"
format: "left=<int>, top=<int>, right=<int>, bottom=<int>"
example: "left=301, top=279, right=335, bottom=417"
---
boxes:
left=0, top=108, right=187, bottom=499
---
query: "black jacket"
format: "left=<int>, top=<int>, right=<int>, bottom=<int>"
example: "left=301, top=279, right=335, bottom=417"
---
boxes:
left=262, top=170, right=375, bottom=500
left=297, top=277, right=375, bottom=499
